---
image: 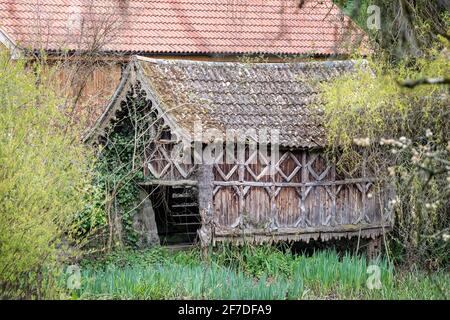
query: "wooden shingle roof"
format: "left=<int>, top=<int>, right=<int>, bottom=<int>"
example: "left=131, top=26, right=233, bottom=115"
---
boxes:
left=88, top=56, right=364, bottom=148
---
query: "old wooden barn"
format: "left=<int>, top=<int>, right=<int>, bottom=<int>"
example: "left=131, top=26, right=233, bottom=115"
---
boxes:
left=2, top=0, right=386, bottom=253
left=87, top=56, right=392, bottom=252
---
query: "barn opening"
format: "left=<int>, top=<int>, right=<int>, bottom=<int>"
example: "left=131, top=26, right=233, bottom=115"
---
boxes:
left=144, top=185, right=200, bottom=246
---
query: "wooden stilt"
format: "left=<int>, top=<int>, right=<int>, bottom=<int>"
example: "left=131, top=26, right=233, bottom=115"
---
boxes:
left=367, top=236, right=382, bottom=260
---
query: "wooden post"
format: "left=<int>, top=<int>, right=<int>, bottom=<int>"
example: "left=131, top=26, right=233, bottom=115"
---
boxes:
left=238, top=153, right=245, bottom=227
left=198, top=164, right=214, bottom=215
left=134, top=189, right=160, bottom=248
left=197, top=163, right=214, bottom=258
left=301, top=151, right=308, bottom=227
left=361, top=150, right=368, bottom=223
left=367, top=236, right=382, bottom=260
left=331, top=164, right=337, bottom=227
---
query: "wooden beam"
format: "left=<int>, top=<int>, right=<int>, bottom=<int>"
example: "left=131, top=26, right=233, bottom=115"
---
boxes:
left=212, top=177, right=376, bottom=188
left=214, top=223, right=391, bottom=236
left=139, top=179, right=198, bottom=186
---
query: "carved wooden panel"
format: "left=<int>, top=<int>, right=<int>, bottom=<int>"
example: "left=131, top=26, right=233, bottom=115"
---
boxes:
left=144, top=129, right=197, bottom=181
left=212, top=148, right=385, bottom=232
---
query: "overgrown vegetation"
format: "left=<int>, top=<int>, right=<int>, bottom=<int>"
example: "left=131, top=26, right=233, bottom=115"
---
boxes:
left=77, top=130, right=143, bottom=250
left=76, top=90, right=151, bottom=251
left=0, top=52, right=93, bottom=298
left=70, top=247, right=448, bottom=300
left=321, top=39, right=449, bottom=268
left=335, top=0, right=449, bottom=58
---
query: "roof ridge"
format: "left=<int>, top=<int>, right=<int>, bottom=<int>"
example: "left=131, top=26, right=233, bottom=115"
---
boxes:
left=135, top=55, right=362, bottom=68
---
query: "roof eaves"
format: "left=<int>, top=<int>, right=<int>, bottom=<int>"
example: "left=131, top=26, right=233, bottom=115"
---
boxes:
left=134, top=58, right=194, bottom=144
left=26, top=48, right=353, bottom=59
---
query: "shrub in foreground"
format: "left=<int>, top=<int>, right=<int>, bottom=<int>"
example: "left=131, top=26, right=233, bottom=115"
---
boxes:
left=0, top=53, right=93, bottom=298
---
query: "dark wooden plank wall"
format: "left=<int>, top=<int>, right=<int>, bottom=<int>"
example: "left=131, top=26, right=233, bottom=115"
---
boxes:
left=211, top=149, right=383, bottom=230
left=144, top=138, right=389, bottom=241
left=52, top=62, right=122, bottom=127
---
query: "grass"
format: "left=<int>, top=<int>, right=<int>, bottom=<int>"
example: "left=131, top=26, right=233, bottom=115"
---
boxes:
left=68, top=246, right=449, bottom=300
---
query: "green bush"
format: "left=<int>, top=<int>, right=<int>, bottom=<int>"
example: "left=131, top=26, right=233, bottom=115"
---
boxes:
left=77, top=96, right=150, bottom=250
left=320, top=41, right=449, bottom=268
left=0, top=52, right=93, bottom=298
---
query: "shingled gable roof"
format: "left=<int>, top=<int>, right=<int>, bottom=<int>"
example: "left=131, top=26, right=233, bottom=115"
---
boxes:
left=87, top=56, right=365, bottom=148
left=0, top=0, right=367, bottom=56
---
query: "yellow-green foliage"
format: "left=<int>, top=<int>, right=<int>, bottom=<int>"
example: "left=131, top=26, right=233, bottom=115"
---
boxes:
left=320, top=41, right=449, bottom=267
left=322, top=46, right=449, bottom=164
left=0, top=52, right=93, bottom=298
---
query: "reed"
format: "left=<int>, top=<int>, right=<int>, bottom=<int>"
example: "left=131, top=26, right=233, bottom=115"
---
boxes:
left=72, top=247, right=448, bottom=299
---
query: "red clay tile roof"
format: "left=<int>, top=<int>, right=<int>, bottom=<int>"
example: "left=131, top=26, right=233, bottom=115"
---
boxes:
left=0, top=0, right=366, bottom=56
